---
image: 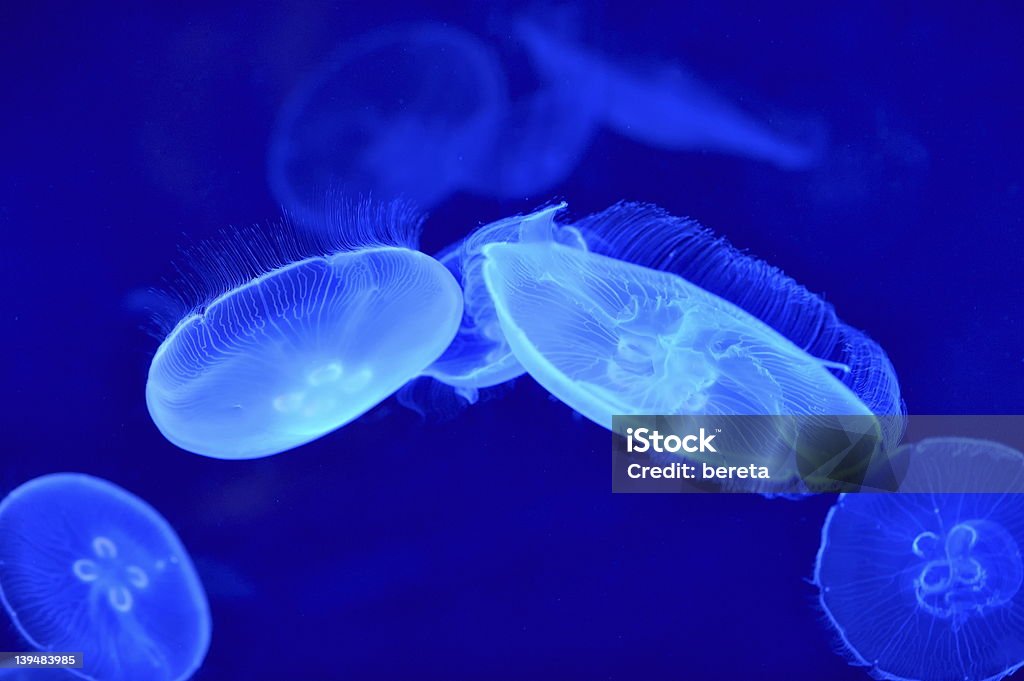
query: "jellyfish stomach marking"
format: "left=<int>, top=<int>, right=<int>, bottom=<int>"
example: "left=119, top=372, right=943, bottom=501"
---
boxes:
left=71, top=536, right=152, bottom=614
left=910, top=517, right=1024, bottom=628
left=598, top=288, right=770, bottom=413
left=272, top=359, right=375, bottom=420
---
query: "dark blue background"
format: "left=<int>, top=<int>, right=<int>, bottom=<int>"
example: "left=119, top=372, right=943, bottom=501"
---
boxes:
left=2, top=2, right=1022, bottom=679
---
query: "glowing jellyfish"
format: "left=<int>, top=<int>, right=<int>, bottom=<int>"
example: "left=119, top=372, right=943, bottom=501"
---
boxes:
left=146, top=203, right=463, bottom=459
left=516, top=17, right=823, bottom=170
left=479, top=203, right=903, bottom=440
left=815, top=438, right=1024, bottom=681
left=482, top=238, right=874, bottom=422
left=424, top=203, right=585, bottom=395
left=577, top=203, right=904, bottom=443
left=267, top=23, right=505, bottom=220
left=0, top=474, right=210, bottom=681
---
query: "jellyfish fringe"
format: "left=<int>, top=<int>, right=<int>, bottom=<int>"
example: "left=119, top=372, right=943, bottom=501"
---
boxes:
left=147, top=197, right=425, bottom=338
left=575, top=202, right=906, bottom=446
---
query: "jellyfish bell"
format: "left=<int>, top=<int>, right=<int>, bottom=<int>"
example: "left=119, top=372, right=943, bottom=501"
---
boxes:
left=423, top=202, right=586, bottom=392
left=893, top=437, right=1024, bottom=494
left=574, top=202, right=906, bottom=448
left=480, top=237, right=877, bottom=427
left=815, top=438, right=1024, bottom=681
left=267, top=23, right=506, bottom=221
left=462, top=202, right=903, bottom=492
left=146, top=202, right=463, bottom=460
left=482, top=234, right=897, bottom=492
left=0, top=473, right=210, bottom=681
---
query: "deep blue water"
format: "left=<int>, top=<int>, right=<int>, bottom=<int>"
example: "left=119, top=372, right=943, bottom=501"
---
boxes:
left=2, top=1, right=1022, bottom=679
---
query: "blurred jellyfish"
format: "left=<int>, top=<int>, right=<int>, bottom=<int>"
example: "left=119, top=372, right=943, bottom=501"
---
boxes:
left=479, top=203, right=903, bottom=444
left=462, top=84, right=600, bottom=200
left=461, top=17, right=602, bottom=200
left=517, top=18, right=824, bottom=170
left=815, top=438, right=1024, bottom=681
left=423, top=202, right=585, bottom=397
left=146, top=202, right=463, bottom=459
left=270, top=15, right=823, bottom=221
left=0, top=474, right=210, bottom=681
left=268, top=24, right=506, bottom=220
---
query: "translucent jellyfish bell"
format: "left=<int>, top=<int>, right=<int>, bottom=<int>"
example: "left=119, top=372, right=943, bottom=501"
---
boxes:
left=815, top=438, right=1024, bottom=681
left=0, top=474, right=211, bottom=681
left=481, top=236, right=877, bottom=429
left=147, top=203, right=463, bottom=459
left=424, top=203, right=586, bottom=393
left=268, top=24, right=506, bottom=220
left=575, top=203, right=905, bottom=447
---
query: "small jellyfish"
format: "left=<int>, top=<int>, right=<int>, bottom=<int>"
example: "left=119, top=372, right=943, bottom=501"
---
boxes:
left=0, top=474, right=211, bottom=681
left=517, top=18, right=824, bottom=170
left=146, top=203, right=463, bottom=459
left=478, top=203, right=903, bottom=443
left=815, top=438, right=1024, bottom=681
left=268, top=24, right=506, bottom=220
left=423, top=203, right=586, bottom=394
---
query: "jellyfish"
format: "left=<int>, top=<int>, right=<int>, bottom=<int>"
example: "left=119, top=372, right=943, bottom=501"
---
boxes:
left=146, top=202, right=463, bottom=459
left=423, top=203, right=586, bottom=395
left=0, top=473, right=211, bottom=681
left=815, top=438, right=1024, bottom=681
left=515, top=17, right=824, bottom=170
left=479, top=202, right=904, bottom=443
left=267, top=23, right=506, bottom=221
left=482, top=233, right=876, bottom=422
left=460, top=16, right=603, bottom=200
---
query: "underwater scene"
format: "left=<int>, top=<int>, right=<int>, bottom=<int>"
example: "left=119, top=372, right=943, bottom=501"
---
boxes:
left=2, top=1, right=1023, bottom=679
